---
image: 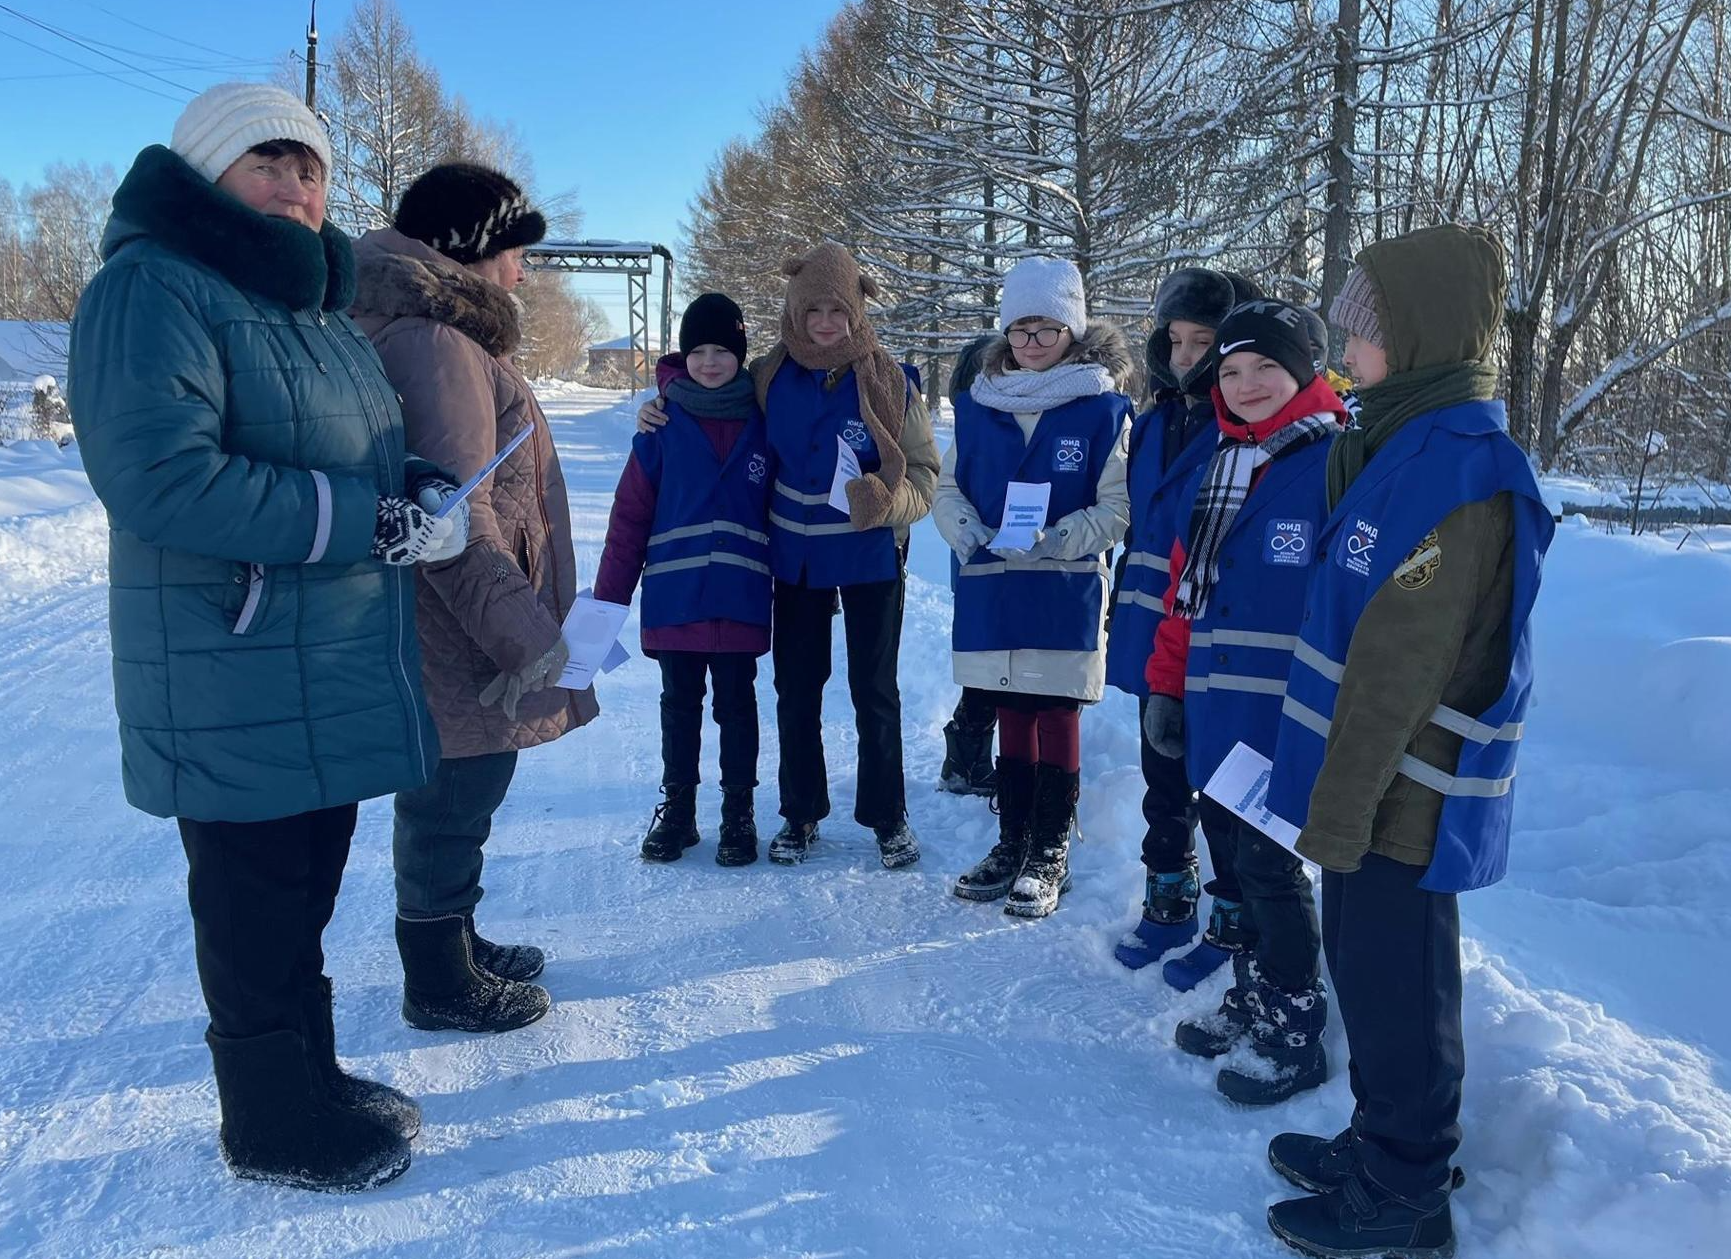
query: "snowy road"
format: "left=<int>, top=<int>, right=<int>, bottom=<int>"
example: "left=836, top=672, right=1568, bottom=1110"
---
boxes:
left=0, top=388, right=1726, bottom=1258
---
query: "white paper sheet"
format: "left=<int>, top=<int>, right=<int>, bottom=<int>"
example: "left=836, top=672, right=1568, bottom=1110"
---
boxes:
left=988, top=480, right=1052, bottom=552
left=828, top=435, right=862, bottom=514
left=434, top=424, right=534, bottom=519
left=556, top=593, right=630, bottom=691
left=1202, top=741, right=1302, bottom=851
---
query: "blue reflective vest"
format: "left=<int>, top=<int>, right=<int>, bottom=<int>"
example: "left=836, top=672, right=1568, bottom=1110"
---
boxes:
left=1105, top=398, right=1218, bottom=697
left=1173, top=435, right=1336, bottom=782
left=634, top=400, right=774, bottom=630
left=1266, top=401, right=1554, bottom=893
left=765, top=360, right=917, bottom=588
left=950, top=390, right=1132, bottom=652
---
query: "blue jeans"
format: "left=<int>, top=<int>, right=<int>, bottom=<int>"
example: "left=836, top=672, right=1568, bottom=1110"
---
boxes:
left=393, top=751, right=519, bottom=918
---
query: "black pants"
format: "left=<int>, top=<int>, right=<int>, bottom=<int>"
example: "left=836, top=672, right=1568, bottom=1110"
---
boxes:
left=772, top=571, right=907, bottom=830
left=1324, top=853, right=1464, bottom=1201
left=1199, top=797, right=1319, bottom=991
left=393, top=751, right=519, bottom=918
left=658, top=651, right=760, bottom=788
left=179, top=805, right=357, bottom=1039
left=1140, top=710, right=1242, bottom=901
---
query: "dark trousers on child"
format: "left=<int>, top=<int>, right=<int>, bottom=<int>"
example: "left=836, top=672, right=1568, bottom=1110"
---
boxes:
left=179, top=805, right=358, bottom=1039
left=772, top=571, right=907, bottom=830
left=1198, top=796, right=1319, bottom=991
left=1324, top=852, right=1465, bottom=1203
left=1139, top=702, right=1242, bottom=899
left=658, top=651, right=760, bottom=788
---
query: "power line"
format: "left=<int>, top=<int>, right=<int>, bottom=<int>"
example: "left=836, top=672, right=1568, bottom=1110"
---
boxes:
left=73, top=1, right=254, bottom=64
left=0, top=26, right=187, bottom=104
left=0, top=4, right=196, bottom=97
left=0, top=60, right=278, bottom=83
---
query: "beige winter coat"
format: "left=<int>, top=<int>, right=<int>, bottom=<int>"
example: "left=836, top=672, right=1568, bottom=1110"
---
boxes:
left=350, top=228, right=599, bottom=757
left=932, top=326, right=1134, bottom=702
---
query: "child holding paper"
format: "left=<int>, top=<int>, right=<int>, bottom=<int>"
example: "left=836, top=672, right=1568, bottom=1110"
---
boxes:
left=595, top=294, right=773, bottom=866
left=1141, top=298, right=1349, bottom=1104
left=933, top=257, right=1134, bottom=917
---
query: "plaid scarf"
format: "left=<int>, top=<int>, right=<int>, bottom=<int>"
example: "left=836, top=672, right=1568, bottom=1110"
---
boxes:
left=1173, top=411, right=1341, bottom=619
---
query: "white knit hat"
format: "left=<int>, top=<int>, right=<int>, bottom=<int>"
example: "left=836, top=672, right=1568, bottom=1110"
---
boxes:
left=999, top=255, right=1088, bottom=334
left=170, top=82, right=333, bottom=184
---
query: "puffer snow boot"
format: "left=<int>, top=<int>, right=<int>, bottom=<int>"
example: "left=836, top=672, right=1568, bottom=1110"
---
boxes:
left=207, top=1027, right=410, bottom=1192
left=1175, top=950, right=1258, bottom=1058
left=302, top=976, right=421, bottom=1141
left=954, top=757, right=1035, bottom=901
left=641, top=785, right=700, bottom=862
left=1114, top=858, right=1200, bottom=969
left=716, top=786, right=759, bottom=866
left=1005, top=766, right=1079, bottom=919
left=1217, top=976, right=1328, bottom=1105
left=465, top=914, right=544, bottom=983
left=397, top=913, right=550, bottom=1034
left=1163, top=890, right=1253, bottom=991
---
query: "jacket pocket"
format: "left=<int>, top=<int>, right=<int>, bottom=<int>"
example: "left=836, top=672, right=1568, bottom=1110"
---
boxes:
left=515, top=528, right=533, bottom=584
left=231, top=562, right=273, bottom=636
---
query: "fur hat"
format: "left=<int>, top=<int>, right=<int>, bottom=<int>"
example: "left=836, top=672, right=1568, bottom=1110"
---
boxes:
left=394, top=163, right=546, bottom=264
left=1147, top=267, right=1267, bottom=395
left=1000, top=256, right=1087, bottom=334
left=679, top=292, right=747, bottom=360
left=171, top=82, right=332, bottom=184
left=1213, top=299, right=1318, bottom=389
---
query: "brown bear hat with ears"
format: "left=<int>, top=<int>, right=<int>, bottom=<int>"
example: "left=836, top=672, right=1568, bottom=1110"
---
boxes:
left=750, top=241, right=910, bottom=526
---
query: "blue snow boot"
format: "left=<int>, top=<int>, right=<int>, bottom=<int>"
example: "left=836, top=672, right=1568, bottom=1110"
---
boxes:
left=1163, top=891, right=1252, bottom=992
left=1113, top=860, right=1199, bottom=969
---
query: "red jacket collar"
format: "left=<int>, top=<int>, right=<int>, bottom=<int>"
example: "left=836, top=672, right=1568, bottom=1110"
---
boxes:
left=1212, top=375, right=1348, bottom=442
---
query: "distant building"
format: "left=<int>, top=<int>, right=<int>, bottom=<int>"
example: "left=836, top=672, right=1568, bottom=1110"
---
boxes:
left=585, top=334, right=662, bottom=381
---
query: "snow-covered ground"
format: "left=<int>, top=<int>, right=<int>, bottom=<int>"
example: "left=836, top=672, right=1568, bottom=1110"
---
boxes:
left=0, top=387, right=1727, bottom=1258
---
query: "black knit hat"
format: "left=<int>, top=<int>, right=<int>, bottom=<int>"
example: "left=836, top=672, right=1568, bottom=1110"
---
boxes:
left=1212, top=299, right=1317, bottom=388
left=394, top=162, right=546, bottom=264
left=679, top=292, right=748, bottom=360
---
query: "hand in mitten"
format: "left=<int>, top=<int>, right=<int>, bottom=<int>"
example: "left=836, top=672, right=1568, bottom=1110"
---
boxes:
left=990, top=529, right=1044, bottom=562
left=1142, top=693, right=1185, bottom=760
left=370, top=496, right=454, bottom=566
left=845, top=472, right=894, bottom=531
left=406, top=460, right=470, bottom=562
left=950, top=516, right=994, bottom=562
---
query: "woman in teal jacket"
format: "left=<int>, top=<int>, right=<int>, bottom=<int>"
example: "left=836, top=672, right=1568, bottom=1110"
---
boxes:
left=68, top=84, right=464, bottom=1194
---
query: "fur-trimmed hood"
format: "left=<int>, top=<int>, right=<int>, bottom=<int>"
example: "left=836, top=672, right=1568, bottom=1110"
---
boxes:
left=977, top=322, right=1136, bottom=392
left=348, top=226, right=521, bottom=357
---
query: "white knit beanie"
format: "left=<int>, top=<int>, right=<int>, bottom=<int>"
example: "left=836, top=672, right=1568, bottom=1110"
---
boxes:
left=999, top=255, right=1088, bottom=334
left=171, top=82, right=333, bottom=184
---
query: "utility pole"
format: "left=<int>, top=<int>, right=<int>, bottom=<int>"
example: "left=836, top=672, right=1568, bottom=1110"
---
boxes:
left=303, top=1, right=318, bottom=110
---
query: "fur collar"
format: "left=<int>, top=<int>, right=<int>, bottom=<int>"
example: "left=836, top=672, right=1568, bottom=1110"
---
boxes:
left=105, top=145, right=354, bottom=311
left=978, top=322, right=1135, bottom=392
left=349, top=228, right=521, bottom=357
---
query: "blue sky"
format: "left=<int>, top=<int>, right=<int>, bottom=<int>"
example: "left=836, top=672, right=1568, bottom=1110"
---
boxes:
left=0, top=0, right=841, bottom=333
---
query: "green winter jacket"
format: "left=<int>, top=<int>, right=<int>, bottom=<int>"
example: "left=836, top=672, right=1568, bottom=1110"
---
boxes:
left=68, top=145, right=439, bottom=822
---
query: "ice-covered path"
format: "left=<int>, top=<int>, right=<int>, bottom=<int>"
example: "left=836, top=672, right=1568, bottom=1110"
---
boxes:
left=0, top=389, right=1726, bottom=1258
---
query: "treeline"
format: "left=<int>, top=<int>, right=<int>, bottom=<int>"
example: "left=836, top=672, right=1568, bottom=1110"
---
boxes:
left=681, top=0, right=1731, bottom=476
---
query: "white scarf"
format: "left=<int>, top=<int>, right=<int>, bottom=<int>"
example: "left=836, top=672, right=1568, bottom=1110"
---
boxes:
left=968, top=361, right=1116, bottom=412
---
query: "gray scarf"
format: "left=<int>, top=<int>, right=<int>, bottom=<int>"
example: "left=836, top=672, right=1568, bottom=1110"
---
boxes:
left=968, top=361, right=1117, bottom=412
left=665, top=372, right=759, bottom=421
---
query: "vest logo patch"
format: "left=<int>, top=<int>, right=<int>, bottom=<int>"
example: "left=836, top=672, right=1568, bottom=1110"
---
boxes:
left=1394, top=530, right=1442, bottom=590
left=1053, top=437, right=1088, bottom=473
left=1339, top=518, right=1378, bottom=577
left=746, top=452, right=767, bottom=486
left=1264, top=519, right=1312, bottom=566
left=841, top=418, right=871, bottom=451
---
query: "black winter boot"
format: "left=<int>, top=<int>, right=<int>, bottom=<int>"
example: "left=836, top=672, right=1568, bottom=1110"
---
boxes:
left=1217, top=976, right=1329, bottom=1105
left=207, top=1027, right=410, bottom=1192
left=1269, top=1128, right=1359, bottom=1195
left=1266, top=1169, right=1463, bottom=1259
left=1175, top=951, right=1258, bottom=1058
left=302, top=976, right=421, bottom=1141
left=1004, top=766, right=1079, bottom=918
left=768, top=820, right=819, bottom=865
left=874, top=819, right=922, bottom=870
left=396, top=913, right=550, bottom=1034
left=937, top=717, right=997, bottom=796
left=641, top=785, right=700, bottom=862
left=954, top=757, right=1035, bottom=901
left=465, top=915, right=545, bottom=982
left=716, top=786, right=759, bottom=866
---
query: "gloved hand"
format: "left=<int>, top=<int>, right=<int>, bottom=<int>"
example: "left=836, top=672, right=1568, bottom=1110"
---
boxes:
left=370, top=496, right=454, bottom=566
left=1026, top=525, right=1066, bottom=560
left=637, top=396, right=670, bottom=433
left=411, top=481, right=470, bottom=564
left=478, top=639, right=571, bottom=721
left=950, top=516, right=994, bottom=562
left=1142, top=693, right=1185, bottom=759
left=990, top=528, right=1044, bottom=562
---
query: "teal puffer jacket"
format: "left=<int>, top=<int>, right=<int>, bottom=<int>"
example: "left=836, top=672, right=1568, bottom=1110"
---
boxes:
left=68, top=146, right=438, bottom=822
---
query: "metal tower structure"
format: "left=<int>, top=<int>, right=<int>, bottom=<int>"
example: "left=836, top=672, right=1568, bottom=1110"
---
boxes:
left=524, top=241, right=674, bottom=392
